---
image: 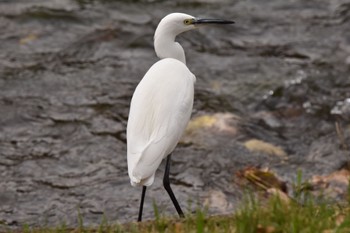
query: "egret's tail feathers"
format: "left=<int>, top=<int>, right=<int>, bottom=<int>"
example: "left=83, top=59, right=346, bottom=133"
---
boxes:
left=130, top=173, right=155, bottom=187
left=128, top=139, right=167, bottom=187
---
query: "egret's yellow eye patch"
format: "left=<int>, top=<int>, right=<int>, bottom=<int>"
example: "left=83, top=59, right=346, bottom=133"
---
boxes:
left=183, top=19, right=194, bottom=25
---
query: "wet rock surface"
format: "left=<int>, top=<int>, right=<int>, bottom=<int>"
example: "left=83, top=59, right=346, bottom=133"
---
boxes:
left=0, top=0, right=349, bottom=228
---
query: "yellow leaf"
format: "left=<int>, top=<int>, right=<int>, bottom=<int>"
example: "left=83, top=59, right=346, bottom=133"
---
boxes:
left=244, top=139, right=287, bottom=159
left=20, top=33, right=38, bottom=45
left=186, top=115, right=217, bottom=132
left=239, top=167, right=287, bottom=193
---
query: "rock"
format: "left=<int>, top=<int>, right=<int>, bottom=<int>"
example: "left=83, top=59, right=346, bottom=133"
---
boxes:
left=203, top=190, right=232, bottom=213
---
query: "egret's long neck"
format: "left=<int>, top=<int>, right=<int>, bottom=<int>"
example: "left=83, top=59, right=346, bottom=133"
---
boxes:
left=154, top=27, right=186, bottom=64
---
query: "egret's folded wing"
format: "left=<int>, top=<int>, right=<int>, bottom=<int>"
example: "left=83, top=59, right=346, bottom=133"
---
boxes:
left=127, top=58, right=195, bottom=186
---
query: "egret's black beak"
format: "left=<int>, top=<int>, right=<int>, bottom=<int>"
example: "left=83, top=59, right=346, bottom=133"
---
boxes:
left=193, top=18, right=235, bottom=25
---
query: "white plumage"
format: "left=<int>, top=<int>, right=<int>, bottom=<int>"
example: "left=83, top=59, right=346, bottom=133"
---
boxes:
left=127, top=58, right=195, bottom=186
left=126, top=13, right=233, bottom=221
left=127, top=13, right=198, bottom=187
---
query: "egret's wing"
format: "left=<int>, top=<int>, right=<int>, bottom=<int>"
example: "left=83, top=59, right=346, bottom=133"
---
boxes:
left=127, top=58, right=195, bottom=186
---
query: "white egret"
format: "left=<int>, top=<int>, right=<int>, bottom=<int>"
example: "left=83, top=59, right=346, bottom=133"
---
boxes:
left=126, top=12, right=234, bottom=221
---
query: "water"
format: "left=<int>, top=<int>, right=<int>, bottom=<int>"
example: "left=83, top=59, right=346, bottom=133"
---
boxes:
left=0, top=0, right=349, bottom=228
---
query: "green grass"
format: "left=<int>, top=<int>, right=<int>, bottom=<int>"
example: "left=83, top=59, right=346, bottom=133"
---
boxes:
left=5, top=172, right=350, bottom=233
left=8, top=196, right=350, bottom=233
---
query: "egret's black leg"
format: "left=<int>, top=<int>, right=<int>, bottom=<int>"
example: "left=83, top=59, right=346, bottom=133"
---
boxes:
left=163, top=154, right=184, bottom=218
left=138, top=186, right=147, bottom=222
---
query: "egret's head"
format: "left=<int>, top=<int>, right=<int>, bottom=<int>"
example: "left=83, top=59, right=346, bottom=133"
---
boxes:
left=156, top=13, right=234, bottom=36
left=154, top=13, right=234, bottom=63
left=156, top=13, right=196, bottom=36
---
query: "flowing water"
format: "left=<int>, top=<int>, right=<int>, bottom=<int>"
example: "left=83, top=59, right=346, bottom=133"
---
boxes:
left=0, top=0, right=350, bottom=228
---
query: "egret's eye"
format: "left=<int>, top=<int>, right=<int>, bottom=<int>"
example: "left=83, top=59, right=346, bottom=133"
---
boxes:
left=183, top=19, right=192, bottom=25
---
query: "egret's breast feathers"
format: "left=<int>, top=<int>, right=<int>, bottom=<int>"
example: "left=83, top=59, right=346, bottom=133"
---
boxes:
left=127, top=58, right=194, bottom=186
